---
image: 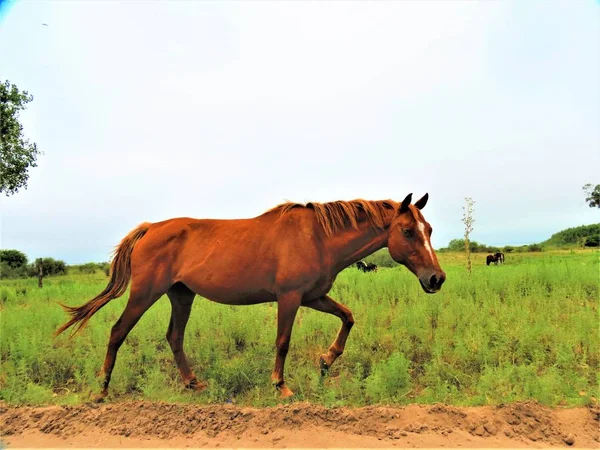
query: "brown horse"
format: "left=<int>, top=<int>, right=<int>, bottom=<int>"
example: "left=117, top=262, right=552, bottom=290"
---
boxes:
left=55, top=193, right=445, bottom=401
left=495, top=252, right=505, bottom=264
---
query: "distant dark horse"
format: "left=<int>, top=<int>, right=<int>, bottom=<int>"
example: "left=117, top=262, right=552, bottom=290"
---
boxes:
left=486, top=254, right=499, bottom=266
left=356, top=261, right=368, bottom=271
left=494, top=252, right=505, bottom=264
left=356, top=261, right=378, bottom=272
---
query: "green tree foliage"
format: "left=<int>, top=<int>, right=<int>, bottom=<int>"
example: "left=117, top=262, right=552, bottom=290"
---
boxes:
left=440, top=224, right=600, bottom=253
left=33, top=258, right=67, bottom=277
left=70, top=262, right=110, bottom=275
left=583, top=184, right=600, bottom=209
left=584, top=234, right=599, bottom=247
left=447, top=239, right=466, bottom=252
left=441, top=239, right=500, bottom=254
left=542, top=223, right=600, bottom=248
left=0, top=80, right=41, bottom=196
left=0, top=252, right=68, bottom=279
left=527, top=243, right=544, bottom=252
left=0, top=249, right=28, bottom=268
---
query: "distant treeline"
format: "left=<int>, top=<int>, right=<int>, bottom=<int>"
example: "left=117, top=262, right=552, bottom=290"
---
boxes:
left=361, top=223, right=599, bottom=268
left=1, top=224, right=597, bottom=278
left=361, top=242, right=541, bottom=269
left=437, top=239, right=543, bottom=254
left=0, top=250, right=109, bottom=280
left=438, top=223, right=599, bottom=255
left=541, top=223, right=600, bottom=248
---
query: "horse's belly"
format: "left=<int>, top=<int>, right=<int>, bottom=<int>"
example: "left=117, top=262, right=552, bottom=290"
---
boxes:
left=194, top=287, right=276, bottom=306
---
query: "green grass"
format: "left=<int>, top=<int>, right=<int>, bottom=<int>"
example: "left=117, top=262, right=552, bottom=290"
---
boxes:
left=1, top=250, right=598, bottom=407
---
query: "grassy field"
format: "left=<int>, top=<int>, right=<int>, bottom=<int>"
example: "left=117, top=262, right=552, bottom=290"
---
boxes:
left=1, top=250, right=598, bottom=407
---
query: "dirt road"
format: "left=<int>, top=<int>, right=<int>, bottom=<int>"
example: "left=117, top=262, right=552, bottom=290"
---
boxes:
left=1, top=401, right=598, bottom=448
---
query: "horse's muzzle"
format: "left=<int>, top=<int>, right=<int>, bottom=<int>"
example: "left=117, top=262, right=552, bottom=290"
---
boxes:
left=419, top=272, right=446, bottom=294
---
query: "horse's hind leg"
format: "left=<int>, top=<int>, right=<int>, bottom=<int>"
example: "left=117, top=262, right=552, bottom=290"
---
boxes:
left=166, top=283, right=205, bottom=391
left=95, top=286, right=162, bottom=402
left=304, top=295, right=354, bottom=376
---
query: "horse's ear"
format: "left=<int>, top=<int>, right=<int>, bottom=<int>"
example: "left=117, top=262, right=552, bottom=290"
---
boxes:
left=399, top=193, right=413, bottom=213
left=415, top=193, right=429, bottom=210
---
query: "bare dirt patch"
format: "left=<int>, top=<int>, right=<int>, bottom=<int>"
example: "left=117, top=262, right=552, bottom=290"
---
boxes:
left=1, top=401, right=598, bottom=448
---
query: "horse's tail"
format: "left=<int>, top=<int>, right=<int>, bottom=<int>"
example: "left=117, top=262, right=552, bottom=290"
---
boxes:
left=54, top=222, right=152, bottom=338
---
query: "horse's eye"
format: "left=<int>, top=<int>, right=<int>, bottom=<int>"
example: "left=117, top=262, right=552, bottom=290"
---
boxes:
left=402, top=229, right=414, bottom=237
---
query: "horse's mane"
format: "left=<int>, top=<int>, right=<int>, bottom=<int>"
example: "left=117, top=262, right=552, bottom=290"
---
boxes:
left=265, top=199, right=399, bottom=236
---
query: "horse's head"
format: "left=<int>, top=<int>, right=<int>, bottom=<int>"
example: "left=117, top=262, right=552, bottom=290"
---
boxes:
left=387, top=193, right=446, bottom=294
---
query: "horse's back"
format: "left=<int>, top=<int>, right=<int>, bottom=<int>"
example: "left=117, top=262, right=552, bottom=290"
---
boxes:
left=128, top=212, right=327, bottom=303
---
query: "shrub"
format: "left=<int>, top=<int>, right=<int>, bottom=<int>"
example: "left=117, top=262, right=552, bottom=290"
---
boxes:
left=69, top=262, right=111, bottom=275
left=77, top=263, right=98, bottom=274
left=0, top=249, right=28, bottom=268
left=446, top=239, right=465, bottom=252
left=30, top=258, right=68, bottom=277
left=0, top=262, right=29, bottom=279
left=74, top=262, right=107, bottom=274
left=441, top=239, right=500, bottom=254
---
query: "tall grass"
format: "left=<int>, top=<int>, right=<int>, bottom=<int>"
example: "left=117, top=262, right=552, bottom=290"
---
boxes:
left=1, top=250, right=598, bottom=407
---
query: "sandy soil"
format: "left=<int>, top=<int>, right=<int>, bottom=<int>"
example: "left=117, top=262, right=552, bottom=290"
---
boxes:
left=1, top=401, right=598, bottom=448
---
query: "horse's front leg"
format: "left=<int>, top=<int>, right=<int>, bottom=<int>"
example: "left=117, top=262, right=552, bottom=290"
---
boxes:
left=271, top=291, right=302, bottom=399
left=304, top=295, right=354, bottom=375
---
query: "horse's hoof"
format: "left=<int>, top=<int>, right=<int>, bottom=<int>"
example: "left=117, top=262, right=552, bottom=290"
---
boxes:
left=278, top=383, right=295, bottom=399
left=185, top=379, right=207, bottom=392
left=319, top=355, right=330, bottom=377
left=92, top=393, right=107, bottom=403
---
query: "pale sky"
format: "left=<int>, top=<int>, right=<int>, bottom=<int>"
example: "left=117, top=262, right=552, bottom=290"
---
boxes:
left=0, top=0, right=599, bottom=264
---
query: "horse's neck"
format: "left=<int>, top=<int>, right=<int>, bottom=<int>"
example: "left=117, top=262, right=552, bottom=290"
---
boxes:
left=326, top=221, right=390, bottom=274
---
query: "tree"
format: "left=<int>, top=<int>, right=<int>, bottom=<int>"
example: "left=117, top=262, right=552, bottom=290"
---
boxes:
left=446, top=238, right=485, bottom=253
left=447, top=239, right=466, bottom=252
left=583, top=184, right=600, bottom=209
left=0, top=249, right=28, bottom=268
left=0, top=80, right=41, bottom=196
left=33, top=257, right=67, bottom=276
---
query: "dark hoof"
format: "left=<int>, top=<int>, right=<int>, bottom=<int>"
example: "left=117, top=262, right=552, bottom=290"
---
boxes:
left=185, top=379, right=207, bottom=392
left=319, top=356, right=330, bottom=377
left=277, top=383, right=295, bottom=399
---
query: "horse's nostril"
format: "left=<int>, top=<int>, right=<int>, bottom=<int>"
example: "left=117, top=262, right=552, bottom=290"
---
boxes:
left=430, top=275, right=438, bottom=288
left=429, top=273, right=446, bottom=289
left=438, top=273, right=446, bottom=288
